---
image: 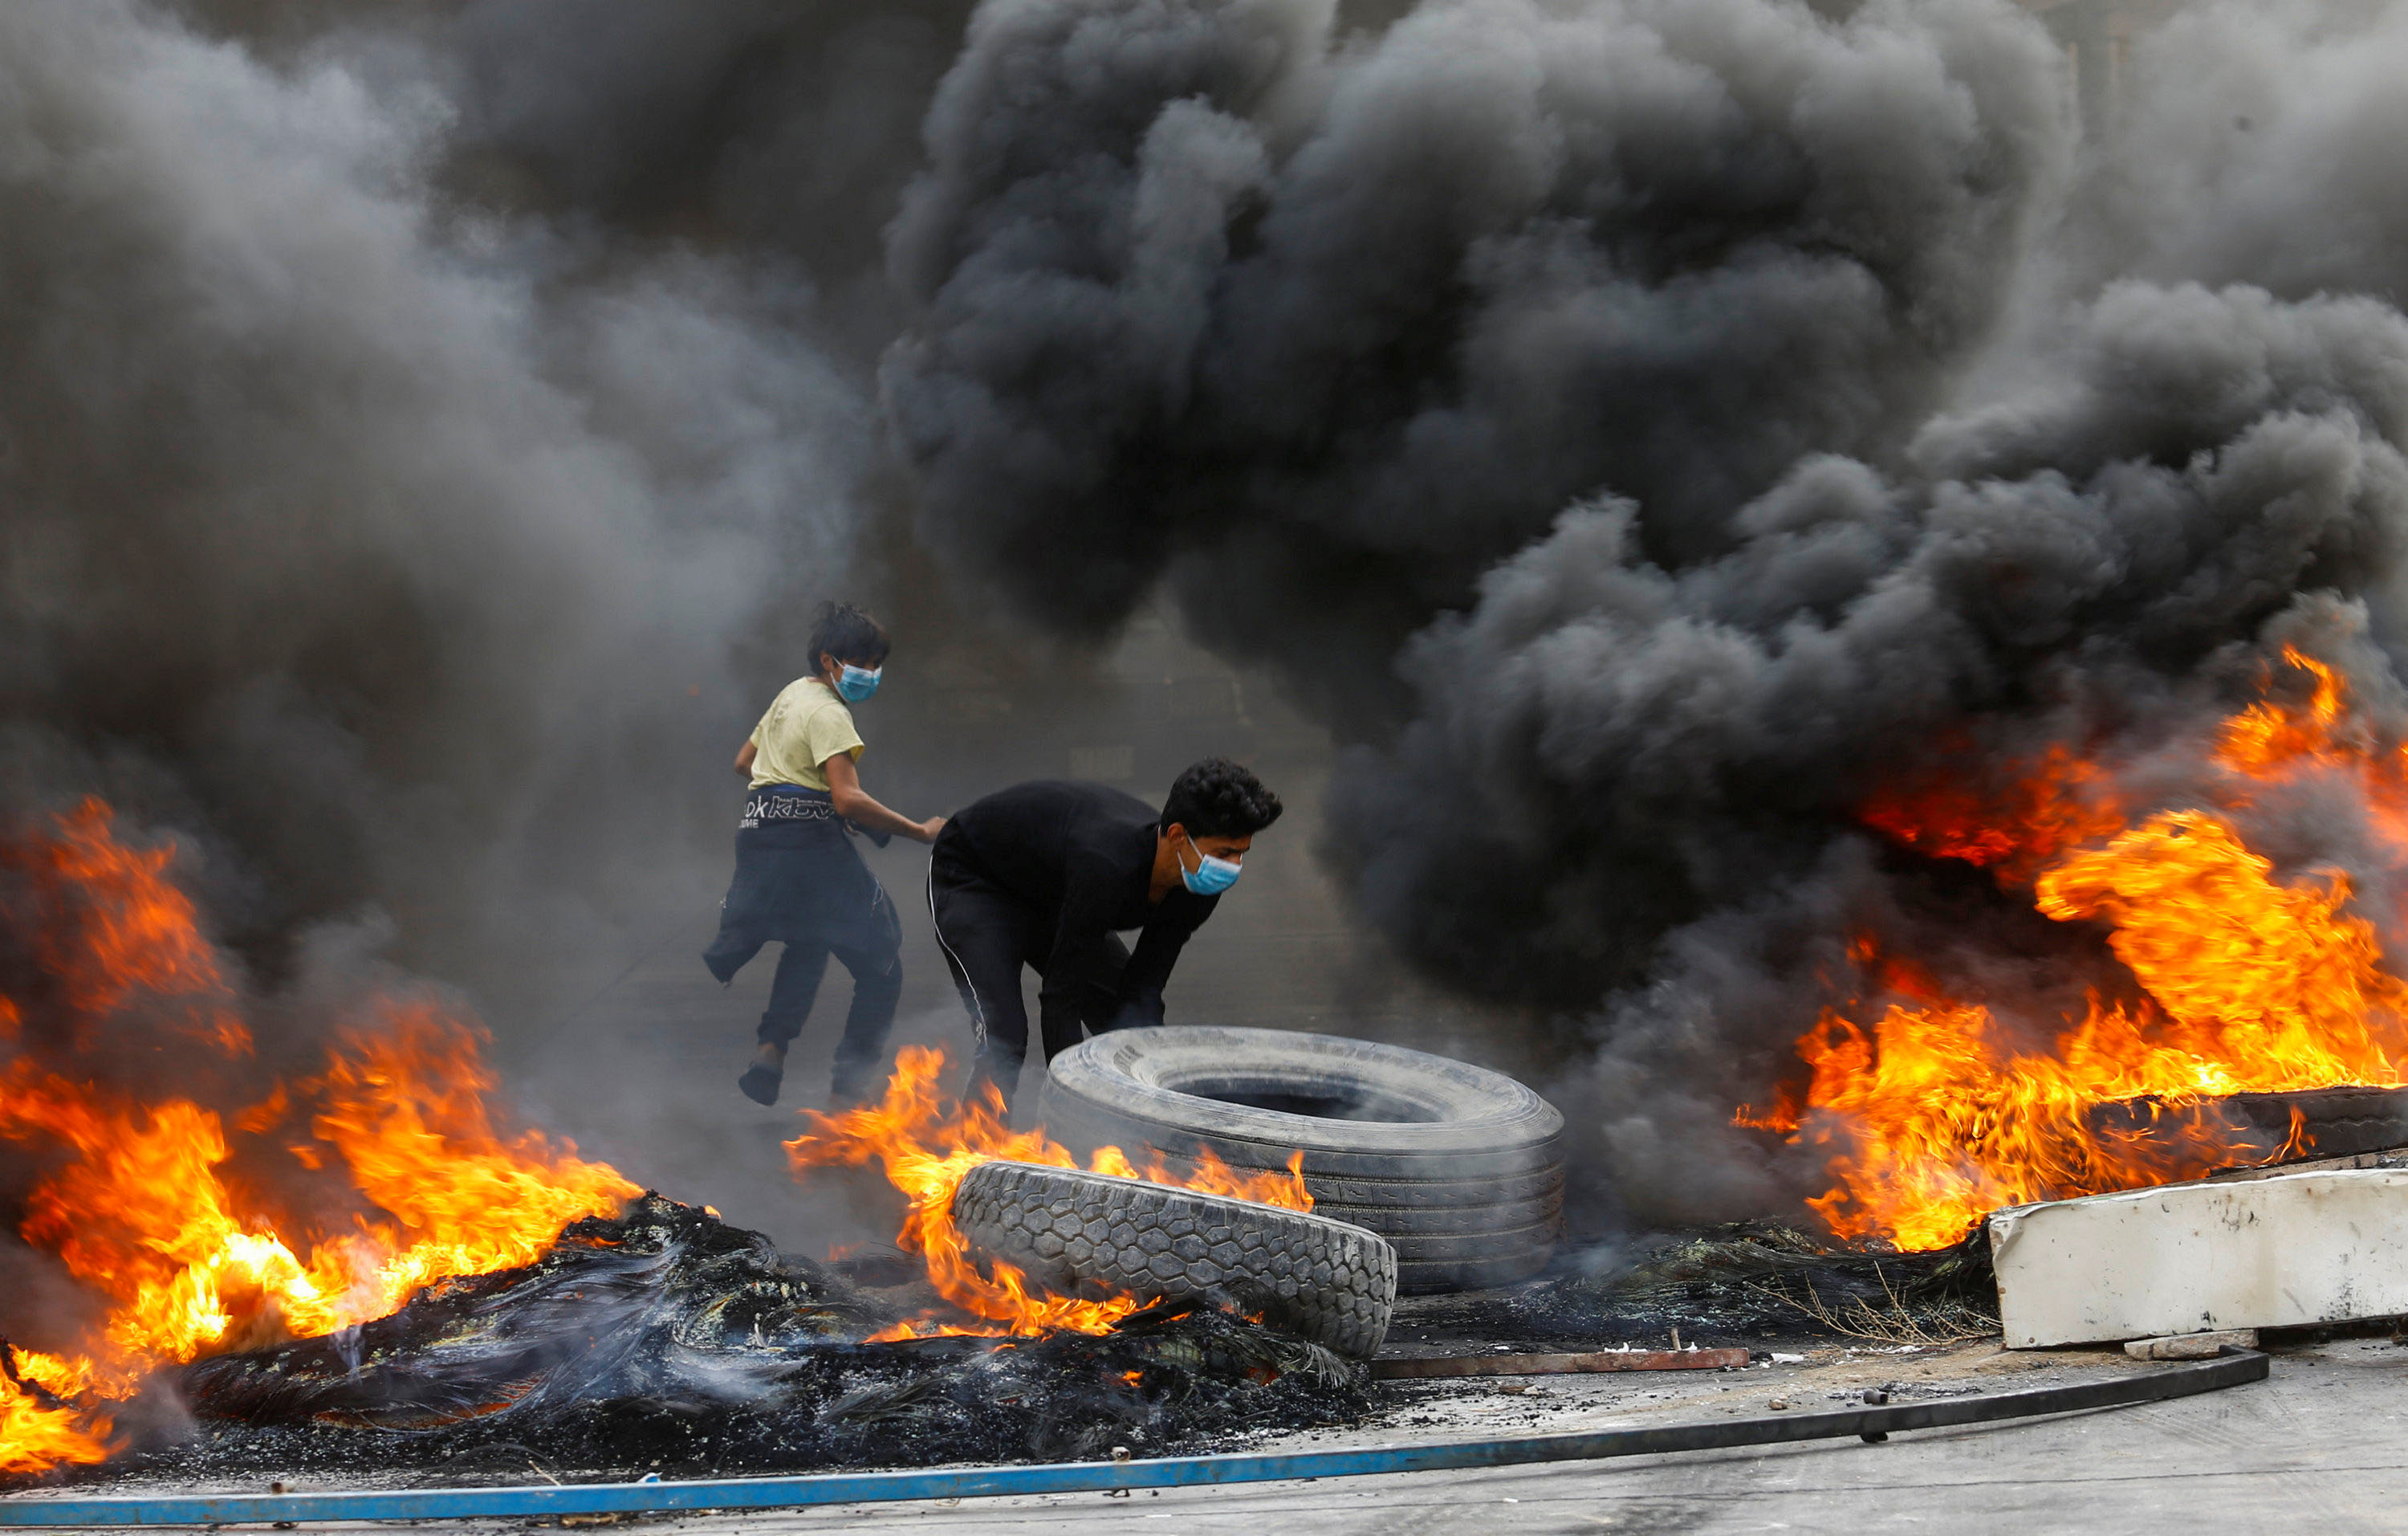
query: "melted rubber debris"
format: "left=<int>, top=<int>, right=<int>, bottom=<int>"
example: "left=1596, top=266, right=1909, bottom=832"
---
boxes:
left=36, top=1195, right=1369, bottom=1487
left=1390, top=1224, right=1998, bottom=1348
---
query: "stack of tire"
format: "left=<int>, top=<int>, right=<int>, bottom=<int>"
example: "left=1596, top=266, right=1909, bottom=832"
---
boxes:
left=1038, top=1026, right=1566, bottom=1294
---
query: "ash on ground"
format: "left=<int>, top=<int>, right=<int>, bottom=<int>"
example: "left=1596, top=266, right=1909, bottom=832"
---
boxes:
left=1389, top=1224, right=1999, bottom=1355
left=59, top=1196, right=1368, bottom=1486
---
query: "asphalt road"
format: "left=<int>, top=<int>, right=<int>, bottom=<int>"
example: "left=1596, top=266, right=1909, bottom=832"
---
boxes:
left=671, top=1338, right=2408, bottom=1535
left=710, top=1342, right=2406, bottom=1536
left=21, top=1338, right=2404, bottom=1534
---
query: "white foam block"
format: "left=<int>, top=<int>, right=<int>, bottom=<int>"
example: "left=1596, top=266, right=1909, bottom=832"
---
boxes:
left=1989, top=1168, right=2408, bottom=1348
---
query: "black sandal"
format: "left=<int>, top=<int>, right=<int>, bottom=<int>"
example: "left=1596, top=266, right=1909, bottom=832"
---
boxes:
left=738, top=1064, right=783, bottom=1106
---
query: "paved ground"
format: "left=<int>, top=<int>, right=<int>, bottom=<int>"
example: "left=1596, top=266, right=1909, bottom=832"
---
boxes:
left=405, top=902, right=2408, bottom=1536
left=730, top=1338, right=2404, bottom=1536
left=657, top=1338, right=2408, bottom=1534
left=18, top=1337, right=2406, bottom=1533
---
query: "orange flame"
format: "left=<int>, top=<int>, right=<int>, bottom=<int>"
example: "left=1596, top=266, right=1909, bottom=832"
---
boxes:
left=787, top=1045, right=1310, bottom=1338
left=1, top=1348, right=111, bottom=1475
left=0, top=1375, right=108, bottom=1477
left=1860, top=740, right=2123, bottom=882
left=0, top=801, right=637, bottom=1476
left=2218, top=647, right=2351, bottom=775
left=10, top=799, right=249, bottom=1053
left=1768, top=649, right=2408, bottom=1249
left=1, top=1017, right=636, bottom=1383
left=300, top=1003, right=644, bottom=1325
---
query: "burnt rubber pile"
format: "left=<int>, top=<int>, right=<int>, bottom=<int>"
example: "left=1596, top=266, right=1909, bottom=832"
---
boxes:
left=1389, top=1223, right=2000, bottom=1351
left=22, top=1197, right=1368, bottom=1490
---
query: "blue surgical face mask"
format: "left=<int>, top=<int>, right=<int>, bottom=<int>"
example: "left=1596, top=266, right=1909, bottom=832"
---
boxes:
left=1179, top=831, right=1243, bottom=895
left=836, top=663, right=882, bottom=703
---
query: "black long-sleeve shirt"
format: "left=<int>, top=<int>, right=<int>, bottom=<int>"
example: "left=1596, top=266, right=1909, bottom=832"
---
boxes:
left=933, top=780, right=1218, bottom=1039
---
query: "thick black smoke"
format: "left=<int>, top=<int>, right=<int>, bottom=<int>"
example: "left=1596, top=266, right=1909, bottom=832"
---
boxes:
left=882, top=0, right=2069, bottom=731
left=3, top=1, right=1337, bottom=1337
left=1369, top=283, right=2408, bottom=1217
left=1340, top=281, right=2408, bottom=1000
left=880, top=0, right=2408, bottom=1224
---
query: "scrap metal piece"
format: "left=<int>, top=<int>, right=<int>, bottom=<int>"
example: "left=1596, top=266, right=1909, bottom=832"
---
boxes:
left=1991, top=1167, right=2408, bottom=1348
left=1369, top=1347, right=1747, bottom=1379
left=2124, top=1330, right=2257, bottom=1361
left=1859, top=1387, right=1889, bottom=1442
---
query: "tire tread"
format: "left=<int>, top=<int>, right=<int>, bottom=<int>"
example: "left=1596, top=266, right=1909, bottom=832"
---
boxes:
left=951, top=1159, right=1398, bottom=1357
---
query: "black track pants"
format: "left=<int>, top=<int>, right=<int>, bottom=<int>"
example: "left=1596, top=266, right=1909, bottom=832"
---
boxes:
left=762, top=940, right=902, bottom=1101
left=702, top=799, right=903, bottom=1102
left=928, top=868, right=1125, bottom=1110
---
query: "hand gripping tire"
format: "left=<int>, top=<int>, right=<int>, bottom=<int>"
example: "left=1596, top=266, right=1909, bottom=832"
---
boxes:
left=1038, top=1028, right=1566, bottom=1294
left=950, top=1159, right=1398, bottom=1359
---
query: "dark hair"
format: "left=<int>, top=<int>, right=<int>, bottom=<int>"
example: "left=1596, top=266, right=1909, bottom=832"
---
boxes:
left=1163, top=758, right=1282, bottom=840
left=808, top=601, right=890, bottom=668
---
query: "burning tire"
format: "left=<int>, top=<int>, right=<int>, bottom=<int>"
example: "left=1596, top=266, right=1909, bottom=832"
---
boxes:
left=1038, top=1028, right=1564, bottom=1294
left=950, top=1159, right=1398, bottom=1359
left=2091, top=1085, right=2408, bottom=1166
left=2227, top=1086, right=2408, bottom=1158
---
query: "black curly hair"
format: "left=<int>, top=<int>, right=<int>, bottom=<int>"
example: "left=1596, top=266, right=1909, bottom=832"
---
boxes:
left=808, top=601, right=890, bottom=669
left=1162, top=758, right=1282, bottom=841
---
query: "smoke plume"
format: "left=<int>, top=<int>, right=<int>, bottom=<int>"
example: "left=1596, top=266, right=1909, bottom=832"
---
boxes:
left=879, top=0, right=2408, bottom=1225
left=883, top=0, right=2071, bottom=728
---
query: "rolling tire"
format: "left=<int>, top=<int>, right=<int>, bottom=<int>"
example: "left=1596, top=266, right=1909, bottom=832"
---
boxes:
left=1038, top=1027, right=1565, bottom=1294
left=950, top=1159, right=1397, bottom=1358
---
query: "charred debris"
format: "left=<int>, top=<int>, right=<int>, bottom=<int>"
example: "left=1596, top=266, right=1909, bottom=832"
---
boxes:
left=29, top=1196, right=1368, bottom=1485
left=9, top=1197, right=2002, bottom=1489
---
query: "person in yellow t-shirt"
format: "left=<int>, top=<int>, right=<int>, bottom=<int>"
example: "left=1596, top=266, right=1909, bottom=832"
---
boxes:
left=703, top=602, right=945, bottom=1107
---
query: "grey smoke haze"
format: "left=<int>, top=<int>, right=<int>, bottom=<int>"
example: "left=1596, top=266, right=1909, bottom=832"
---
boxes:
left=2056, top=0, right=2408, bottom=303
left=0, top=0, right=930, bottom=1017
left=0, top=0, right=987, bottom=1336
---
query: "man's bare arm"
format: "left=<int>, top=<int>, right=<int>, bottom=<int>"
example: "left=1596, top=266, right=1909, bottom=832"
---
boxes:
left=823, top=753, right=944, bottom=843
left=734, top=740, right=757, bottom=776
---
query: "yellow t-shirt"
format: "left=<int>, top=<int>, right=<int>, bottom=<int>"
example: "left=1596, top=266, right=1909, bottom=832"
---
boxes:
left=748, top=677, right=864, bottom=791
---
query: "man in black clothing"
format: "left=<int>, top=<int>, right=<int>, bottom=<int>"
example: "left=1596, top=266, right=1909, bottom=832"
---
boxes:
left=929, top=758, right=1283, bottom=1110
